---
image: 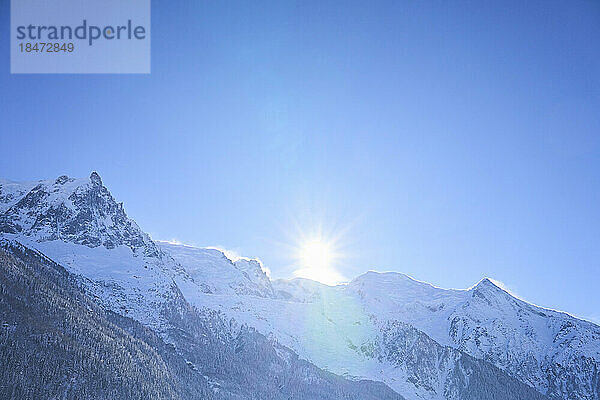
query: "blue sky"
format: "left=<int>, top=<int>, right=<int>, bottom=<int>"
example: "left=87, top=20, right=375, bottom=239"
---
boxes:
left=1, top=1, right=599, bottom=321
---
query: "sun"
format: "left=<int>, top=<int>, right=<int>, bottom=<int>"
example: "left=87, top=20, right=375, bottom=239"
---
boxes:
left=300, top=239, right=333, bottom=270
left=293, top=237, right=345, bottom=285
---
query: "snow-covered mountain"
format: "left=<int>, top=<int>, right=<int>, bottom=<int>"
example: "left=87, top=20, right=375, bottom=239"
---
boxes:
left=1, top=172, right=598, bottom=400
left=160, top=236, right=600, bottom=400
left=0, top=173, right=190, bottom=333
left=156, top=240, right=569, bottom=400
left=347, top=272, right=600, bottom=399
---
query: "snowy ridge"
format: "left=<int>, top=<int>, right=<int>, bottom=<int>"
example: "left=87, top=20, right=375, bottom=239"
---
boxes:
left=163, top=244, right=600, bottom=399
left=158, top=241, right=275, bottom=298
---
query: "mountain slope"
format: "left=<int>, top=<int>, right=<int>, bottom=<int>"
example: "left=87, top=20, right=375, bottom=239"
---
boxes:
left=0, top=241, right=214, bottom=400
left=375, top=320, right=551, bottom=400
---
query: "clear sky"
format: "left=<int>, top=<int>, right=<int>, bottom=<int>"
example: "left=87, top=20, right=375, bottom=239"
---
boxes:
left=1, top=1, right=599, bottom=322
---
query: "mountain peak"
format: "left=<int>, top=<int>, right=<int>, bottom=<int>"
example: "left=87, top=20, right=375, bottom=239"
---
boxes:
left=470, top=277, right=513, bottom=303
left=473, top=277, right=504, bottom=292
left=0, top=173, right=156, bottom=256
left=90, top=171, right=102, bottom=186
left=476, top=277, right=497, bottom=288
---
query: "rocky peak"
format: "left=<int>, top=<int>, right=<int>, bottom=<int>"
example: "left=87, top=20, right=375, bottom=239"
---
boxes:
left=90, top=171, right=102, bottom=186
left=0, top=173, right=157, bottom=257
